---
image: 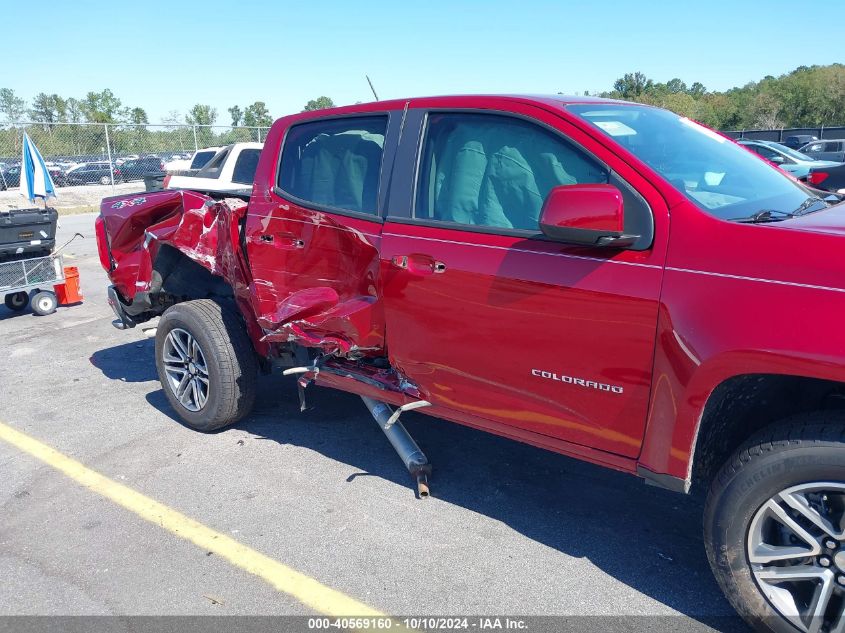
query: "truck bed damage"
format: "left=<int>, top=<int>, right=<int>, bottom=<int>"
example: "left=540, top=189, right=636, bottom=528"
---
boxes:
left=97, top=189, right=390, bottom=368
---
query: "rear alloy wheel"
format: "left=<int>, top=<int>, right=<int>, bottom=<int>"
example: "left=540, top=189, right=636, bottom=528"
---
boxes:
left=4, top=291, right=29, bottom=311
left=705, top=417, right=845, bottom=633
left=99, top=175, right=110, bottom=185
left=30, top=291, right=57, bottom=316
left=155, top=300, right=257, bottom=431
left=162, top=327, right=210, bottom=412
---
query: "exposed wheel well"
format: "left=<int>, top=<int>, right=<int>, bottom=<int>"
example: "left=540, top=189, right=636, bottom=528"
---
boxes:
left=152, top=244, right=234, bottom=302
left=690, top=373, right=845, bottom=492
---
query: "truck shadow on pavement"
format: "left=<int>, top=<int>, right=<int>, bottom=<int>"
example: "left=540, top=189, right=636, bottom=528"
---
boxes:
left=93, top=340, right=743, bottom=630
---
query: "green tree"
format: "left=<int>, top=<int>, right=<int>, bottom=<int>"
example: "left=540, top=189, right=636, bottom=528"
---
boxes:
left=82, top=89, right=122, bottom=123
left=665, top=78, right=687, bottom=94
left=185, top=104, right=217, bottom=148
left=243, top=101, right=272, bottom=128
left=0, top=88, right=26, bottom=122
left=185, top=104, right=218, bottom=126
left=689, top=82, right=707, bottom=98
left=63, top=98, right=83, bottom=123
left=127, top=107, right=149, bottom=125
left=29, top=93, right=66, bottom=125
left=228, top=105, right=243, bottom=127
left=612, top=73, right=653, bottom=99
left=302, top=96, right=335, bottom=112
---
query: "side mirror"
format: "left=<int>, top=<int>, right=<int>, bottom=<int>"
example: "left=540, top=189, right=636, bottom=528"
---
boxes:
left=539, top=184, right=639, bottom=248
left=768, top=155, right=786, bottom=165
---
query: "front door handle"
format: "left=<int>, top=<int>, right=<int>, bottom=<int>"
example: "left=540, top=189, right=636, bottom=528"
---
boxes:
left=391, top=254, right=446, bottom=275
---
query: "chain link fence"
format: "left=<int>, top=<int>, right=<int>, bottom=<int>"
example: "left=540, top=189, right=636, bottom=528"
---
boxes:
left=0, top=122, right=269, bottom=211
left=723, top=126, right=845, bottom=142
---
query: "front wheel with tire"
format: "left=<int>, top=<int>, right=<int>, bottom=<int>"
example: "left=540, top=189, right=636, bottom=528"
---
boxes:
left=705, top=415, right=845, bottom=633
left=4, top=291, right=29, bottom=311
left=155, top=300, right=257, bottom=431
left=31, top=290, right=57, bottom=316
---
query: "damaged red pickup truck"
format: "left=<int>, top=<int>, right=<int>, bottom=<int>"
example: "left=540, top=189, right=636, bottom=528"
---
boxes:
left=96, top=95, right=845, bottom=632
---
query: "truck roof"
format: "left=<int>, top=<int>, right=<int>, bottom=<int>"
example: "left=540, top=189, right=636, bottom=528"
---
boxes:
left=292, top=94, right=639, bottom=118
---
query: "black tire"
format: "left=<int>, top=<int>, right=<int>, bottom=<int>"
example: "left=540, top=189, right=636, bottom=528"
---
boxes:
left=155, top=300, right=257, bottom=431
left=704, top=414, right=845, bottom=633
left=4, top=291, right=29, bottom=311
left=30, top=290, right=57, bottom=316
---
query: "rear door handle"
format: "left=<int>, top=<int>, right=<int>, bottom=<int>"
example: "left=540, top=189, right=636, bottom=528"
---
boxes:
left=391, top=254, right=446, bottom=275
left=259, top=233, right=305, bottom=250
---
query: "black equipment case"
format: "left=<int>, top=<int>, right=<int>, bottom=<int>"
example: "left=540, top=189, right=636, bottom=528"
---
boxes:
left=0, top=207, right=59, bottom=259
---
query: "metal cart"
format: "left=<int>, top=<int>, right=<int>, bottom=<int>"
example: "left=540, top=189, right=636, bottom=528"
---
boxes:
left=0, top=254, right=66, bottom=315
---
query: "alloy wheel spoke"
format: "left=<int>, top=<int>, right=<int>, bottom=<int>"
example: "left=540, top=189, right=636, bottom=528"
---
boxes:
left=806, top=572, right=835, bottom=633
left=756, top=565, right=829, bottom=582
left=163, top=350, right=187, bottom=366
left=175, top=372, right=192, bottom=405
left=170, top=331, right=191, bottom=361
left=165, top=366, right=188, bottom=383
left=749, top=500, right=821, bottom=564
left=193, top=378, right=207, bottom=408
left=780, top=489, right=845, bottom=540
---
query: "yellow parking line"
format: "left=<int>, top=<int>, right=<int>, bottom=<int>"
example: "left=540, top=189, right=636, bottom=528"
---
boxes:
left=0, top=420, right=382, bottom=617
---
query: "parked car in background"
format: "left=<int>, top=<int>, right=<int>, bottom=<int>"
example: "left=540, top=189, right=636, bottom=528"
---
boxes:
left=0, top=165, right=19, bottom=189
left=47, top=166, right=67, bottom=187
left=0, top=164, right=66, bottom=189
left=164, top=147, right=221, bottom=173
left=118, top=157, right=165, bottom=182
left=808, top=163, right=845, bottom=193
left=164, top=143, right=262, bottom=194
left=65, top=162, right=115, bottom=186
left=738, top=139, right=840, bottom=180
left=800, top=139, right=845, bottom=163
left=783, top=133, right=818, bottom=149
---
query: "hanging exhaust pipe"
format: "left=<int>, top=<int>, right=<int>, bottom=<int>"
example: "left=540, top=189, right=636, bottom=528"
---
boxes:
left=361, top=396, right=431, bottom=498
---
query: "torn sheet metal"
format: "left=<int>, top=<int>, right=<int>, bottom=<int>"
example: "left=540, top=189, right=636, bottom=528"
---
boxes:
left=100, top=188, right=387, bottom=362
left=243, top=201, right=386, bottom=358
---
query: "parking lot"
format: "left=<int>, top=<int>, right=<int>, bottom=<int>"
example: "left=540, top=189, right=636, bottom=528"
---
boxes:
left=0, top=214, right=745, bottom=631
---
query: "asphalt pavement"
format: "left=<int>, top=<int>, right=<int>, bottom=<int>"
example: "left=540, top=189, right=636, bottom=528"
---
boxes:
left=0, top=213, right=746, bottom=631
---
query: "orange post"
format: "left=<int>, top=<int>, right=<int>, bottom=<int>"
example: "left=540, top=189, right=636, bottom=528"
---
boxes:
left=54, top=266, right=83, bottom=305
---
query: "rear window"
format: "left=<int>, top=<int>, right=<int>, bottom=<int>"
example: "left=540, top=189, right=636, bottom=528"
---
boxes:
left=190, top=150, right=216, bottom=170
left=232, top=148, right=261, bottom=185
left=277, top=116, right=387, bottom=214
left=195, top=148, right=231, bottom=180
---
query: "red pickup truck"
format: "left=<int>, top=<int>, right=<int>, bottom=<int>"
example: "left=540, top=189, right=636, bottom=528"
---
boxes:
left=96, top=95, right=845, bottom=632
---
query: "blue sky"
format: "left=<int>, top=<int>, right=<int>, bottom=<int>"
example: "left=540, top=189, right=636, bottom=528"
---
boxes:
left=6, top=0, right=844, bottom=125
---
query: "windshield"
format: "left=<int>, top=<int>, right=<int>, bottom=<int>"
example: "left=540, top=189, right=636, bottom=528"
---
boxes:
left=568, top=104, right=811, bottom=221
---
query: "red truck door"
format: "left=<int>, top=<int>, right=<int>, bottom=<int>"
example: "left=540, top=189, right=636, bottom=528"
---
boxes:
left=379, top=100, right=668, bottom=458
left=243, top=110, right=402, bottom=354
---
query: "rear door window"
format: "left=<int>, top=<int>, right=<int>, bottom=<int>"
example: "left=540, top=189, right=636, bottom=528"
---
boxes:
left=277, top=116, right=387, bottom=214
